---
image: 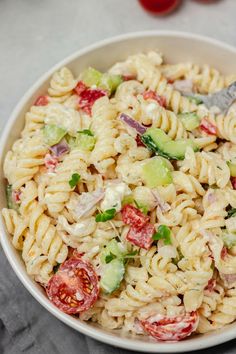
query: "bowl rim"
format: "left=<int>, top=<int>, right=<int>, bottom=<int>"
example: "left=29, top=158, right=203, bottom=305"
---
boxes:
left=1, top=30, right=236, bottom=353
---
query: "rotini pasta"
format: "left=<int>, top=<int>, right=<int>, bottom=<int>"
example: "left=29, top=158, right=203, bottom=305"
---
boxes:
left=2, top=50, right=236, bottom=342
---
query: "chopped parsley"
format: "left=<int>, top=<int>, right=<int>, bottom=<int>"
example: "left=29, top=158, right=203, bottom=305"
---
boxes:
left=95, top=208, right=116, bottom=222
left=227, top=207, right=236, bottom=218
left=153, top=225, right=172, bottom=245
left=105, top=252, right=116, bottom=264
left=69, top=173, right=80, bottom=188
left=77, top=129, right=94, bottom=136
left=53, top=264, right=60, bottom=273
left=124, top=250, right=138, bottom=258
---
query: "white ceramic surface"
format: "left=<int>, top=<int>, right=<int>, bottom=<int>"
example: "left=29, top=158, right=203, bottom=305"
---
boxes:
left=1, top=31, right=236, bottom=353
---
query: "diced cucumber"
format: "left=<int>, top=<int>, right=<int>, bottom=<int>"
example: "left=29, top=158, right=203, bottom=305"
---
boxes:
left=141, top=127, right=198, bottom=160
left=6, top=185, right=19, bottom=211
left=80, top=67, right=123, bottom=95
left=142, top=128, right=171, bottom=154
left=100, top=258, right=125, bottom=293
left=142, top=157, right=173, bottom=188
left=65, top=134, right=76, bottom=149
left=99, top=73, right=123, bottom=94
left=164, top=139, right=198, bottom=160
left=122, top=194, right=134, bottom=207
left=75, top=132, right=96, bottom=151
left=100, top=239, right=126, bottom=264
left=221, top=231, right=236, bottom=248
left=43, top=124, right=67, bottom=146
left=228, top=162, right=236, bottom=177
left=178, top=113, right=200, bottom=131
left=80, top=67, right=102, bottom=87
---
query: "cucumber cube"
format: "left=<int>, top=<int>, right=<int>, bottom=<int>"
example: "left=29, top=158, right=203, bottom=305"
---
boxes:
left=43, top=125, right=67, bottom=146
left=100, top=258, right=125, bottom=294
left=80, top=67, right=102, bottom=87
left=142, top=157, right=173, bottom=188
left=178, top=112, right=200, bottom=131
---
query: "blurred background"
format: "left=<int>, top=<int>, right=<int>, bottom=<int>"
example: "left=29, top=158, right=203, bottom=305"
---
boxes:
left=1, top=0, right=235, bottom=133
left=1, top=1, right=236, bottom=353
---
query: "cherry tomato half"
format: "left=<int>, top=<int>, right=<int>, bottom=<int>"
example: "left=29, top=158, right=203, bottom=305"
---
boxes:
left=140, top=311, right=199, bottom=341
left=46, top=258, right=99, bottom=315
left=138, top=0, right=181, bottom=15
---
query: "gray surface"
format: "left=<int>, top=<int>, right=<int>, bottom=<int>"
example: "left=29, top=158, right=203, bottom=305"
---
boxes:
left=1, top=0, right=236, bottom=353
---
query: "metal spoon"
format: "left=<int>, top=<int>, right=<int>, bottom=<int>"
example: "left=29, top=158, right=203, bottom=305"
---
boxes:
left=191, top=81, right=236, bottom=113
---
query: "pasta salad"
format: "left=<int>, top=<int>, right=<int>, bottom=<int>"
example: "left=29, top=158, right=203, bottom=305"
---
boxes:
left=2, top=51, right=236, bottom=342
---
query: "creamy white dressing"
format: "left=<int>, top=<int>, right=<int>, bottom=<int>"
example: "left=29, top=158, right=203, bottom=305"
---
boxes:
left=144, top=102, right=158, bottom=115
left=147, top=313, right=165, bottom=324
left=101, top=182, right=131, bottom=212
left=45, top=103, right=81, bottom=135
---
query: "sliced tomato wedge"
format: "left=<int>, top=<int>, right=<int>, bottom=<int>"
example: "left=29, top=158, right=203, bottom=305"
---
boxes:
left=79, top=88, right=107, bottom=115
left=143, top=90, right=167, bottom=108
left=74, top=81, right=87, bottom=96
left=140, top=311, right=199, bottom=341
left=46, top=258, right=99, bottom=315
left=139, top=0, right=181, bottom=15
left=74, top=80, right=107, bottom=115
left=34, top=95, right=49, bottom=106
left=200, top=117, right=217, bottom=135
left=121, top=204, right=149, bottom=229
left=127, top=223, right=155, bottom=249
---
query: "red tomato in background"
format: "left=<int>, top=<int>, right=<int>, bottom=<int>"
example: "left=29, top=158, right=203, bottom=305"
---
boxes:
left=138, top=0, right=181, bottom=15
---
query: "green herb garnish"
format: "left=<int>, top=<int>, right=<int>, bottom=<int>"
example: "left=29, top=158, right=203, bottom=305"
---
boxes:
left=105, top=252, right=116, bottom=264
left=153, top=225, right=172, bottom=245
left=227, top=208, right=236, bottom=218
left=124, top=250, right=138, bottom=258
left=77, top=129, right=94, bottom=136
left=53, top=264, right=60, bottom=273
left=69, top=173, right=80, bottom=188
left=95, top=208, right=116, bottom=222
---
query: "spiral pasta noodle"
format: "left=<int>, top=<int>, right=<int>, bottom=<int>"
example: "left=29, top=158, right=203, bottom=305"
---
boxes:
left=48, top=67, right=77, bottom=102
left=44, top=148, right=90, bottom=214
left=2, top=50, right=236, bottom=342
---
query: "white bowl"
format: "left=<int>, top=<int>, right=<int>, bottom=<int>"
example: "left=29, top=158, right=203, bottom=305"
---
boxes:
left=1, top=31, right=236, bottom=353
